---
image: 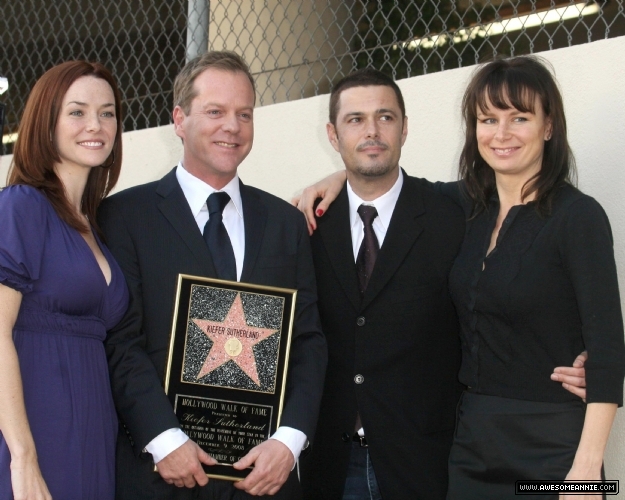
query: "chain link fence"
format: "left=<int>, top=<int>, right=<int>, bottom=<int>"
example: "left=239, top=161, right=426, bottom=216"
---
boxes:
left=2, top=1, right=625, bottom=155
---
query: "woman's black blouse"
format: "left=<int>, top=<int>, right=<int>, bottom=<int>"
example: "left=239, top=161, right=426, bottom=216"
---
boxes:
left=443, top=181, right=625, bottom=405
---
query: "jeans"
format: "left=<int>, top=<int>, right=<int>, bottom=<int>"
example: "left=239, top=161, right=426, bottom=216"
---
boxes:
left=342, top=441, right=383, bottom=500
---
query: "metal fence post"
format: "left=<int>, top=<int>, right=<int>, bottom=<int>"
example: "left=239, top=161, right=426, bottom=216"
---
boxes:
left=0, top=103, right=5, bottom=157
left=186, top=0, right=210, bottom=63
left=0, top=76, right=7, bottom=157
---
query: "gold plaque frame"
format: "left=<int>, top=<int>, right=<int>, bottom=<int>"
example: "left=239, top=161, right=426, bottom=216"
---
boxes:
left=163, top=274, right=296, bottom=481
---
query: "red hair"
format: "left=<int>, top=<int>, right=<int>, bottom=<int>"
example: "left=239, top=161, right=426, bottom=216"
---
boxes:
left=7, top=61, right=123, bottom=235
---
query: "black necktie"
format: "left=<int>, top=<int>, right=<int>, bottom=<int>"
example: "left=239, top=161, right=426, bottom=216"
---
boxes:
left=203, top=192, right=237, bottom=281
left=356, top=204, right=379, bottom=295
left=354, top=204, right=380, bottom=435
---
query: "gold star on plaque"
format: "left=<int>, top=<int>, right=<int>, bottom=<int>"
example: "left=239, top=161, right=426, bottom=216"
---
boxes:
left=192, top=293, right=277, bottom=385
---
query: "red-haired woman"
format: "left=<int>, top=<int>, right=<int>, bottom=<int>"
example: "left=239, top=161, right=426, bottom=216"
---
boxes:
left=0, top=62, right=128, bottom=499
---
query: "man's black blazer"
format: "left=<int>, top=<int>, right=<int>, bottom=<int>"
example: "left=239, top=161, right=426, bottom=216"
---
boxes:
left=99, top=168, right=327, bottom=499
left=300, top=173, right=465, bottom=500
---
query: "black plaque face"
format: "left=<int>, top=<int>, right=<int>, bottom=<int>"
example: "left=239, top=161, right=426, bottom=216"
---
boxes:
left=164, top=275, right=296, bottom=481
left=174, top=395, right=272, bottom=465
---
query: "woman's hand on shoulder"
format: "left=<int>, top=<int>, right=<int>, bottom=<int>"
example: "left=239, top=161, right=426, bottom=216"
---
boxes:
left=291, top=171, right=347, bottom=235
left=10, top=454, right=52, bottom=500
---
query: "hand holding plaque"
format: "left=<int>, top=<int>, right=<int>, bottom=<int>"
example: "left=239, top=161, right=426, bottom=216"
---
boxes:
left=156, top=440, right=216, bottom=488
left=164, top=275, right=296, bottom=481
left=232, top=439, right=293, bottom=495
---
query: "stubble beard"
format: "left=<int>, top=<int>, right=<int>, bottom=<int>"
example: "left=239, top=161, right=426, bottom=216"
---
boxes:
left=352, top=138, right=397, bottom=178
left=354, top=160, right=394, bottom=178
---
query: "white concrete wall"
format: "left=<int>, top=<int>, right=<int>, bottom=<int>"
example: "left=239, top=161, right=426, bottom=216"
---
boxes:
left=2, top=35, right=625, bottom=485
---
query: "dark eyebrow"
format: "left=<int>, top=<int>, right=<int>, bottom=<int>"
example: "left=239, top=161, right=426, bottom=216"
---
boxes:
left=344, top=109, right=398, bottom=119
left=476, top=107, right=529, bottom=116
left=66, top=101, right=115, bottom=107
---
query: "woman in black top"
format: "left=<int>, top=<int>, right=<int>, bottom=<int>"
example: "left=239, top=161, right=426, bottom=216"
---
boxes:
left=294, top=56, right=624, bottom=499
left=443, top=56, right=624, bottom=499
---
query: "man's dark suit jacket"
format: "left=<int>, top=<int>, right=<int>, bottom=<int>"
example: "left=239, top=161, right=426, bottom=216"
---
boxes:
left=300, top=174, right=465, bottom=500
left=98, top=168, right=327, bottom=499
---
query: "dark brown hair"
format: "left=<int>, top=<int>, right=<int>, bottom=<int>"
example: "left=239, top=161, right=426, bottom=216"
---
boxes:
left=8, top=60, right=123, bottom=235
left=173, top=51, right=256, bottom=114
left=329, top=68, right=406, bottom=126
left=459, top=56, right=576, bottom=215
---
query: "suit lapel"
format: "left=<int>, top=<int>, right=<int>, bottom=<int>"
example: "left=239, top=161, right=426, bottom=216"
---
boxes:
left=361, top=174, right=425, bottom=310
left=156, top=168, right=217, bottom=277
left=318, top=186, right=361, bottom=311
left=239, top=181, right=268, bottom=283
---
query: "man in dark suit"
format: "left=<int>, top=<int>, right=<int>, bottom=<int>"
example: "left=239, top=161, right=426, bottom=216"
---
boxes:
left=299, top=69, right=464, bottom=500
left=99, top=51, right=327, bottom=500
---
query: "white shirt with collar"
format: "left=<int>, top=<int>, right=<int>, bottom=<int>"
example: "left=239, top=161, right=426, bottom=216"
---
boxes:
left=145, top=162, right=306, bottom=466
left=346, top=168, right=403, bottom=438
left=347, top=168, right=404, bottom=259
left=176, top=161, right=245, bottom=279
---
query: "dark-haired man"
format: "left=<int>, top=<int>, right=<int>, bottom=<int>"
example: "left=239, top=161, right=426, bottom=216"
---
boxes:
left=298, top=68, right=463, bottom=500
left=99, top=51, right=327, bottom=500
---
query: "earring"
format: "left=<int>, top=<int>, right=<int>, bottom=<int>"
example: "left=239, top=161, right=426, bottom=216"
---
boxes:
left=99, top=150, right=115, bottom=169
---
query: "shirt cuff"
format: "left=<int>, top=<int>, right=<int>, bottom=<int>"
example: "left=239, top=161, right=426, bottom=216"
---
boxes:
left=269, top=426, right=307, bottom=470
left=145, top=428, right=189, bottom=463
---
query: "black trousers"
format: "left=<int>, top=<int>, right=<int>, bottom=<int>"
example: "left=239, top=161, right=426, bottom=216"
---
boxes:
left=447, top=391, right=592, bottom=500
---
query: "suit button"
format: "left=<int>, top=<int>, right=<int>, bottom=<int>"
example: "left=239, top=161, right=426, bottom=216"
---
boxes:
left=341, top=432, right=350, bottom=442
left=354, top=374, right=364, bottom=384
left=356, top=316, right=365, bottom=326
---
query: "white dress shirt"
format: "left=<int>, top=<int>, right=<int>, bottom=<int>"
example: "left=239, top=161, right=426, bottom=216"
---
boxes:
left=346, top=168, right=403, bottom=437
left=145, top=163, right=305, bottom=466
left=347, top=169, right=403, bottom=259
left=176, top=162, right=245, bottom=279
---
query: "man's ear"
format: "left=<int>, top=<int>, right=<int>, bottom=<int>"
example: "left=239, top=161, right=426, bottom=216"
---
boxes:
left=400, top=115, right=408, bottom=147
left=172, top=106, right=186, bottom=140
left=326, top=122, right=340, bottom=153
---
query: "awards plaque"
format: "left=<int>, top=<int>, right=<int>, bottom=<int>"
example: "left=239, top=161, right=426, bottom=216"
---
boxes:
left=163, top=274, right=297, bottom=481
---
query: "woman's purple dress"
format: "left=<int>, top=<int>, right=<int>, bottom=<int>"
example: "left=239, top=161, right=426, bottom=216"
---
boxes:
left=0, top=185, right=128, bottom=500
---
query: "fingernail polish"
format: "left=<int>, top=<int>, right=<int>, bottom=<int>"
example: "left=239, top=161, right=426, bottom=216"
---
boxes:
left=316, top=209, right=324, bottom=216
